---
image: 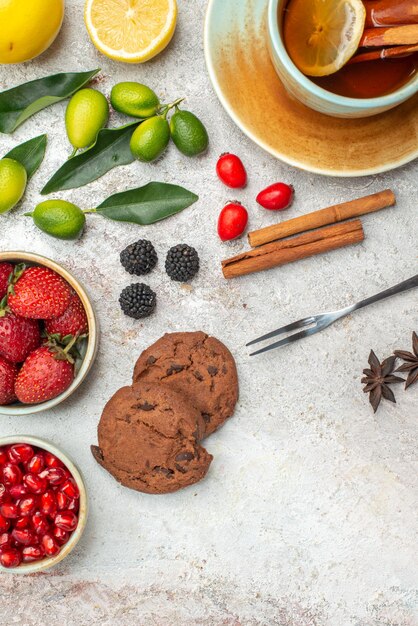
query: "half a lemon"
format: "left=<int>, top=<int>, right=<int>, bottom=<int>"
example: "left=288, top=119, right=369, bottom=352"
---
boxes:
left=284, top=0, right=366, bottom=77
left=84, top=0, right=177, bottom=63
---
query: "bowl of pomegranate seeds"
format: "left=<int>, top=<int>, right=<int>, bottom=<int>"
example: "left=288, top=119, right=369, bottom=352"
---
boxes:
left=0, top=251, right=98, bottom=415
left=0, top=436, right=87, bottom=572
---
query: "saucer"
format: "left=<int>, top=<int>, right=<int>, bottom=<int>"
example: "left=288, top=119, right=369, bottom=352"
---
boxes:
left=204, top=0, right=418, bottom=177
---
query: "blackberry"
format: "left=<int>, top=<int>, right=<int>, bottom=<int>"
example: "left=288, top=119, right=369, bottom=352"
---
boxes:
left=165, top=244, right=200, bottom=282
left=119, top=284, right=156, bottom=319
left=120, top=240, right=157, bottom=275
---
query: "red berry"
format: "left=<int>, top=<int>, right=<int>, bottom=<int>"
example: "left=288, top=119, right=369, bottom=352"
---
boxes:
left=40, top=491, right=57, bottom=517
left=0, top=548, right=21, bottom=568
left=41, top=533, right=60, bottom=557
left=9, top=484, right=27, bottom=499
left=216, top=153, right=247, bottom=188
left=0, top=312, right=41, bottom=364
left=60, top=478, right=79, bottom=500
left=22, top=545, right=44, bottom=563
left=0, top=514, right=10, bottom=532
left=32, top=512, right=50, bottom=536
left=44, top=452, right=63, bottom=468
left=45, top=291, right=88, bottom=338
left=12, top=528, right=36, bottom=546
left=2, top=463, right=22, bottom=486
left=0, top=503, right=18, bottom=519
left=8, top=444, right=34, bottom=464
left=15, top=346, right=75, bottom=405
left=256, top=182, right=294, bottom=211
left=0, top=357, right=18, bottom=405
left=23, top=473, right=48, bottom=495
left=18, top=495, right=38, bottom=517
left=217, top=202, right=249, bottom=241
left=8, top=266, right=72, bottom=320
left=54, top=511, right=78, bottom=532
left=44, top=467, right=67, bottom=486
left=53, top=526, right=70, bottom=545
left=27, top=453, right=45, bottom=474
left=15, top=516, right=31, bottom=529
left=0, top=263, right=13, bottom=300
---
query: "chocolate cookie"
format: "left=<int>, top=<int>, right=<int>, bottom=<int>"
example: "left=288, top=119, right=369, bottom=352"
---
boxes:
left=133, top=332, right=239, bottom=436
left=91, top=383, right=212, bottom=495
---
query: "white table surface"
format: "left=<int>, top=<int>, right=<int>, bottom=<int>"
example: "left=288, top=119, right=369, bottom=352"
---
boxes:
left=1, top=1, right=417, bottom=624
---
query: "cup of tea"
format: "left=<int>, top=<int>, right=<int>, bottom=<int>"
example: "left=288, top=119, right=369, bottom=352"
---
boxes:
left=267, top=0, right=418, bottom=118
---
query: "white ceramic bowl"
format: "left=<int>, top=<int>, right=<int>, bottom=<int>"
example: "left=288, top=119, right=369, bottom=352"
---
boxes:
left=0, top=435, right=88, bottom=574
left=0, top=251, right=98, bottom=415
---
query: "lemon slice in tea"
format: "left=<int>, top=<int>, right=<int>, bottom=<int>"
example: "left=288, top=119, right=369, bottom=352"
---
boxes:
left=84, top=0, right=177, bottom=63
left=284, top=0, right=366, bottom=77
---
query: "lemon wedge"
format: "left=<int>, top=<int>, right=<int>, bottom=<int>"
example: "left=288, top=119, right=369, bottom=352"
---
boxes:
left=284, top=0, right=366, bottom=77
left=84, top=0, right=177, bottom=63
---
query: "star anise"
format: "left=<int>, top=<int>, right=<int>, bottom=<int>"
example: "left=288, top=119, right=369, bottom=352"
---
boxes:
left=394, top=332, right=418, bottom=390
left=362, top=350, right=404, bottom=413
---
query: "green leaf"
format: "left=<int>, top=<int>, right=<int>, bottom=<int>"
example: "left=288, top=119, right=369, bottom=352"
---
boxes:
left=41, top=122, right=140, bottom=194
left=3, top=135, right=47, bottom=179
left=94, top=182, right=199, bottom=225
left=0, top=69, right=100, bottom=134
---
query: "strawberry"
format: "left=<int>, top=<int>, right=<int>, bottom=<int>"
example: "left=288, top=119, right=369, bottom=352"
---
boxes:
left=8, top=267, right=71, bottom=320
left=0, top=312, right=41, bottom=364
left=45, top=291, right=88, bottom=338
left=0, top=263, right=14, bottom=301
left=14, top=346, right=74, bottom=405
left=0, top=357, right=18, bottom=405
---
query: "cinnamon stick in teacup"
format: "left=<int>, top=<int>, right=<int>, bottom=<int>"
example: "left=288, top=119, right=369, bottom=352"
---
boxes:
left=349, top=43, right=418, bottom=64
left=248, top=189, right=395, bottom=249
left=364, top=0, right=418, bottom=28
left=360, top=24, right=418, bottom=47
left=222, top=221, right=364, bottom=280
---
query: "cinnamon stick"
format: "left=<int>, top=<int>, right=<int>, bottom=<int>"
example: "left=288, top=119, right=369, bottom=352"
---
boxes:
left=348, top=43, right=418, bottom=64
left=360, top=24, right=418, bottom=47
left=365, top=0, right=418, bottom=28
left=222, top=221, right=364, bottom=280
left=248, top=189, right=395, bottom=248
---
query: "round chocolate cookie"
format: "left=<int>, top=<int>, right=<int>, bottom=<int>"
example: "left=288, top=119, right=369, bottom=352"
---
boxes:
left=91, top=383, right=212, bottom=495
left=133, top=332, right=239, bottom=436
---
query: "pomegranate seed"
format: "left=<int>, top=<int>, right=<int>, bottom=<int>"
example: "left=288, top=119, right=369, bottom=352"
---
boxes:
left=44, top=467, right=67, bottom=486
left=60, top=478, right=79, bottom=499
left=15, top=516, right=31, bottom=530
left=41, top=534, right=60, bottom=557
left=22, top=545, right=44, bottom=563
left=53, top=526, right=70, bottom=545
left=0, top=449, right=7, bottom=466
left=54, top=511, right=78, bottom=532
left=12, top=528, right=36, bottom=546
left=23, top=473, right=48, bottom=495
left=9, top=484, right=27, bottom=499
left=18, top=495, right=38, bottom=517
left=0, top=503, right=18, bottom=519
left=0, top=483, right=8, bottom=504
left=40, top=491, right=56, bottom=517
left=0, top=548, right=21, bottom=568
left=0, top=532, right=11, bottom=550
left=32, top=512, right=50, bottom=536
left=8, top=444, right=34, bottom=464
left=0, top=514, right=10, bottom=532
left=67, top=498, right=79, bottom=513
left=26, top=454, right=45, bottom=474
left=44, top=452, right=63, bottom=468
left=56, top=491, right=69, bottom=510
left=2, top=463, right=23, bottom=486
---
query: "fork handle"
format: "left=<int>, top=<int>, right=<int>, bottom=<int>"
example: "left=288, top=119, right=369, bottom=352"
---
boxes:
left=351, top=274, right=418, bottom=313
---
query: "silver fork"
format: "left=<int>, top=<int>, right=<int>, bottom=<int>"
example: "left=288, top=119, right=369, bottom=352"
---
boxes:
left=247, top=274, right=418, bottom=356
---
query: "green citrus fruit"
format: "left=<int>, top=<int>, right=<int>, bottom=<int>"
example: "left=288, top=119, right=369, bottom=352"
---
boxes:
left=110, top=82, right=160, bottom=118
left=130, top=116, right=170, bottom=163
left=29, top=199, right=86, bottom=240
left=0, top=158, right=27, bottom=215
left=170, top=110, right=209, bottom=157
left=65, top=88, right=109, bottom=150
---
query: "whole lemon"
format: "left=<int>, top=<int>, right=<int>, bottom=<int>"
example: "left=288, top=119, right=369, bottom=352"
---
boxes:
left=130, top=116, right=170, bottom=163
left=65, top=88, right=109, bottom=151
left=0, top=0, right=65, bottom=64
left=0, top=158, right=27, bottom=215
left=111, top=82, right=160, bottom=119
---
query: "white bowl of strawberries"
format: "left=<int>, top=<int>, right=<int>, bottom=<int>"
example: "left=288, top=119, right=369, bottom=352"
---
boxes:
left=0, top=252, right=98, bottom=415
left=0, top=436, right=87, bottom=572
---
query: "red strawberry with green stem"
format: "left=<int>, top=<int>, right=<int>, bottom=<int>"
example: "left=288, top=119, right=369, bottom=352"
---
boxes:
left=0, top=263, right=14, bottom=301
left=8, top=266, right=71, bottom=320
left=45, top=291, right=88, bottom=339
left=0, top=357, right=18, bottom=405
left=0, top=306, right=41, bottom=363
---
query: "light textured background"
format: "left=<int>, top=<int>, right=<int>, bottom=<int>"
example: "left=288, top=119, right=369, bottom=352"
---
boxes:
left=0, top=1, right=417, bottom=624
